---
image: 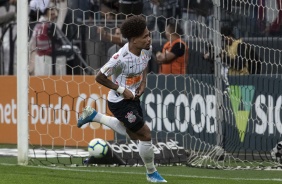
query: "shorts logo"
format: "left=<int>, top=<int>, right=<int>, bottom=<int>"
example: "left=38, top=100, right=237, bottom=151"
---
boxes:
left=125, top=111, right=136, bottom=123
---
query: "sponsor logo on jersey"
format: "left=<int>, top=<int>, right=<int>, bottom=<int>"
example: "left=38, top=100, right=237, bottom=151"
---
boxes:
left=125, top=75, right=142, bottom=85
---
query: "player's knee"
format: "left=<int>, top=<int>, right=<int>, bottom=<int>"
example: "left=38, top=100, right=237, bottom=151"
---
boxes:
left=138, top=129, right=151, bottom=141
left=129, top=128, right=151, bottom=141
left=141, top=134, right=151, bottom=141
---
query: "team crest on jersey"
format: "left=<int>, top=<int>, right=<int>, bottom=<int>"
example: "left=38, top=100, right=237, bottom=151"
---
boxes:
left=125, top=111, right=136, bottom=123
left=113, top=54, right=119, bottom=59
left=141, top=51, right=148, bottom=60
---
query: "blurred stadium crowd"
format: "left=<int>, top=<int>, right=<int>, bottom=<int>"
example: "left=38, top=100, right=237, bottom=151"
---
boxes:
left=0, top=0, right=281, bottom=75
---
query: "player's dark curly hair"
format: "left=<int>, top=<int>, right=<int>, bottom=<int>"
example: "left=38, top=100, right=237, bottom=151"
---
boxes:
left=120, top=15, right=147, bottom=40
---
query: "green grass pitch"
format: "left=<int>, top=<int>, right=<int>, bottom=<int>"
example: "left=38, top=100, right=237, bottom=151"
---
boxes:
left=1, top=156, right=282, bottom=184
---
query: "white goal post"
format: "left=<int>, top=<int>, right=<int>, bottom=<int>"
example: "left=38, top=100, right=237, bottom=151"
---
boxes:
left=17, top=0, right=29, bottom=165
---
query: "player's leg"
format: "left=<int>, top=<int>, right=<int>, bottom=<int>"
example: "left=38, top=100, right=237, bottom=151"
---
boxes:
left=115, top=100, right=166, bottom=183
left=77, top=106, right=128, bottom=137
left=127, top=124, right=166, bottom=182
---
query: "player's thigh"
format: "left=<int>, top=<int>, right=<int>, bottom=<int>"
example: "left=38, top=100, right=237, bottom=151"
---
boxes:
left=127, top=123, right=151, bottom=141
left=108, top=100, right=144, bottom=132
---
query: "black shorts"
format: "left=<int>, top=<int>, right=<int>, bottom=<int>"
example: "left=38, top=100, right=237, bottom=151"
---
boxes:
left=108, top=99, right=144, bottom=132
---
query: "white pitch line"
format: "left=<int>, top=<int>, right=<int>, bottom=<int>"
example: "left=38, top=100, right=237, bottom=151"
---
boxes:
left=1, top=163, right=282, bottom=182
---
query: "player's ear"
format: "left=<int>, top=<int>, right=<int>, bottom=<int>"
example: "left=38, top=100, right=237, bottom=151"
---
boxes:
left=132, top=37, right=137, bottom=44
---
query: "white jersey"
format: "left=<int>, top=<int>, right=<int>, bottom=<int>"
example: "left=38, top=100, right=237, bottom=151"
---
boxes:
left=100, top=43, right=152, bottom=102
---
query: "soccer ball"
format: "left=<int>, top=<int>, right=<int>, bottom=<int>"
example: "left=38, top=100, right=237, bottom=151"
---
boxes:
left=88, top=138, right=108, bottom=158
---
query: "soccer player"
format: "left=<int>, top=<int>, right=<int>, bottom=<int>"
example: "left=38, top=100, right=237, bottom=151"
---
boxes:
left=77, top=15, right=167, bottom=183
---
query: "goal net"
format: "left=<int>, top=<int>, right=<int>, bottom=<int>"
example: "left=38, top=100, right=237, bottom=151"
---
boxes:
left=24, top=0, right=282, bottom=169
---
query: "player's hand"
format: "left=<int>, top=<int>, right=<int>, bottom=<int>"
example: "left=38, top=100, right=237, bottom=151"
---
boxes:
left=122, top=88, right=135, bottom=100
left=134, top=81, right=146, bottom=100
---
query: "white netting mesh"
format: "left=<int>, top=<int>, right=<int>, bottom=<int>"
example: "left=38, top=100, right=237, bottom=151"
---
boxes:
left=25, top=0, right=282, bottom=169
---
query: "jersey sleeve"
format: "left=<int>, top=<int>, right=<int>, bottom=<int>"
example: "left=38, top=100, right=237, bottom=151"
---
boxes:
left=100, top=53, right=123, bottom=77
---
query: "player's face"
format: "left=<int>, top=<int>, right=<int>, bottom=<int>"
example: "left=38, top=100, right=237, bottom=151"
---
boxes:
left=134, top=28, right=151, bottom=50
